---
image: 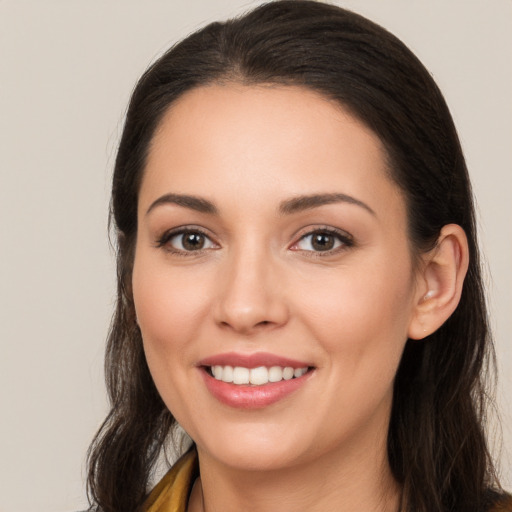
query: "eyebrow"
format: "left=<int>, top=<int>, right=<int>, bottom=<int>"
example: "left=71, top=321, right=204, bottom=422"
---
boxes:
left=146, top=191, right=375, bottom=217
left=146, top=193, right=218, bottom=216
left=278, top=193, right=375, bottom=216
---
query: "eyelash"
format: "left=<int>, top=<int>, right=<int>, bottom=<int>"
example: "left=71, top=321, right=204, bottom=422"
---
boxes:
left=155, top=226, right=354, bottom=257
left=291, top=227, right=354, bottom=257
left=155, top=227, right=217, bottom=256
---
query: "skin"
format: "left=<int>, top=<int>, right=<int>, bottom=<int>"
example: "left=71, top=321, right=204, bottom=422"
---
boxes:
left=132, top=84, right=468, bottom=512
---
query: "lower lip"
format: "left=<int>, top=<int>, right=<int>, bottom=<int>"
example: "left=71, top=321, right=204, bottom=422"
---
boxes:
left=200, top=368, right=313, bottom=409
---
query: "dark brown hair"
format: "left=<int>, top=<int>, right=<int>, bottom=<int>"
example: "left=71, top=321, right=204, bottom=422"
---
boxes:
left=87, top=1, right=501, bottom=510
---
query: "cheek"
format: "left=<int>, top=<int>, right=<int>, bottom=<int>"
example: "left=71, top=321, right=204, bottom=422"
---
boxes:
left=131, top=253, right=219, bottom=426
left=295, top=255, right=414, bottom=371
left=132, top=252, right=213, bottom=369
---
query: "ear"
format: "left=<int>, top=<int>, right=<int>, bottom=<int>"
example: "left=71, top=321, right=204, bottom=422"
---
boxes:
left=408, top=224, right=469, bottom=340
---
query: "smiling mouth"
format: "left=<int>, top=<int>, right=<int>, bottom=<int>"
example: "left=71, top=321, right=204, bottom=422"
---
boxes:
left=205, top=365, right=313, bottom=386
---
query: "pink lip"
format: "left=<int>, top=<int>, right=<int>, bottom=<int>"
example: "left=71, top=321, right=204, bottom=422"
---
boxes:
left=200, top=369, right=313, bottom=409
left=198, top=352, right=311, bottom=369
left=197, top=352, right=314, bottom=409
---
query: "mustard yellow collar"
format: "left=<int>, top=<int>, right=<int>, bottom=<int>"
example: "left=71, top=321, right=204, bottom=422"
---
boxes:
left=143, top=449, right=512, bottom=512
left=144, top=450, right=198, bottom=512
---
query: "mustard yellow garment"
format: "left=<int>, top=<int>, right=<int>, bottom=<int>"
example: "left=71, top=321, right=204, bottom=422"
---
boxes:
left=143, top=449, right=512, bottom=512
left=144, top=450, right=198, bottom=512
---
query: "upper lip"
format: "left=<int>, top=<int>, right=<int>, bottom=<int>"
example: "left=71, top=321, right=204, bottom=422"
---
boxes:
left=198, top=352, right=312, bottom=369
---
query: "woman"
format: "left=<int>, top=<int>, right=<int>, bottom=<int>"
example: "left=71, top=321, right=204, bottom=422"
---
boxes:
left=86, top=1, right=510, bottom=511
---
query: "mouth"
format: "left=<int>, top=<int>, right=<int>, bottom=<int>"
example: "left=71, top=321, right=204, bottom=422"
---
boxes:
left=205, top=364, right=312, bottom=386
left=198, top=353, right=315, bottom=409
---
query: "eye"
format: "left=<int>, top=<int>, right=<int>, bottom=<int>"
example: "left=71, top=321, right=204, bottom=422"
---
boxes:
left=292, top=229, right=353, bottom=253
left=157, top=229, right=217, bottom=253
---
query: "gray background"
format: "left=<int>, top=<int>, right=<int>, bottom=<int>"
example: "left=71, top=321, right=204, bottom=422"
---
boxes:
left=0, top=1, right=510, bottom=510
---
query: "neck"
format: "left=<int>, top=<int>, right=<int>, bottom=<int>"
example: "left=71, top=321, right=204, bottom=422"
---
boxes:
left=188, top=429, right=401, bottom=512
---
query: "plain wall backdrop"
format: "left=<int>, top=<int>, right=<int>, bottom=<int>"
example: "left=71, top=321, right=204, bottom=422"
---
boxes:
left=0, top=1, right=510, bottom=510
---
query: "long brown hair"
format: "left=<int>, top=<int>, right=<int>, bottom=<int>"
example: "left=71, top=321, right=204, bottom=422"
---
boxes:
left=87, top=2, right=501, bottom=510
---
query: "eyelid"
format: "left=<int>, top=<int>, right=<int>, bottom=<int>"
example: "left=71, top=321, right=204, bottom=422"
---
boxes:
left=154, top=224, right=354, bottom=256
left=155, top=225, right=219, bottom=254
left=289, top=226, right=354, bottom=254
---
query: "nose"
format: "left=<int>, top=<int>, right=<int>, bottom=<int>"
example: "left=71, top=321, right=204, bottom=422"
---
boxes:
left=213, top=245, right=289, bottom=335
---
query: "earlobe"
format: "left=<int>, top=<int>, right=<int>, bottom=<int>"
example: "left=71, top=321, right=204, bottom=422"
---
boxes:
left=408, top=224, right=469, bottom=340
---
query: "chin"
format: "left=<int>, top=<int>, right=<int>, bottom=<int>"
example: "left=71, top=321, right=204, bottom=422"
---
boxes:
left=192, top=421, right=324, bottom=472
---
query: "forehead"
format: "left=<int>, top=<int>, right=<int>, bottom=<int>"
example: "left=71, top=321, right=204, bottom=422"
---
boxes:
left=141, top=83, right=405, bottom=224
left=149, top=84, right=383, bottom=166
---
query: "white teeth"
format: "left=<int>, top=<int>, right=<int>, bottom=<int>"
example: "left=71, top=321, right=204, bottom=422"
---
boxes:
left=233, top=366, right=250, bottom=384
left=250, top=366, right=269, bottom=385
left=210, top=365, right=309, bottom=385
left=213, top=365, right=223, bottom=379
left=283, top=367, right=294, bottom=380
left=268, top=366, right=283, bottom=382
left=221, top=365, right=233, bottom=382
left=294, top=367, right=307, bottom=378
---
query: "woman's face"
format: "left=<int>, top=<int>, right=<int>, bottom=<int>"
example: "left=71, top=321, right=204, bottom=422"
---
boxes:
left=133, top=84, right=423, bottom=472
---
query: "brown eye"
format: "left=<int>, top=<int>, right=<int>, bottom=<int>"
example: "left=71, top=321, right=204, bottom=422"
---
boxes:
left=165, top=230, right=216, bottom=252
left=311, top=233, right=336, bottom=251
left=181, top=232, right=206, bottom=250
left=293, top=229, right=352, bottom=253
